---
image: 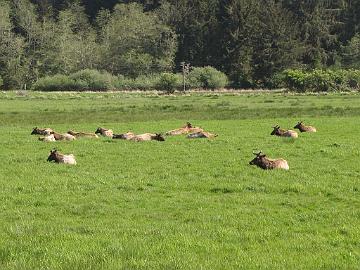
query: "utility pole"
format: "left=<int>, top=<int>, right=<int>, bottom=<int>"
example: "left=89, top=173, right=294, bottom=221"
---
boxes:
left=180, top=62, right=190, bottom=92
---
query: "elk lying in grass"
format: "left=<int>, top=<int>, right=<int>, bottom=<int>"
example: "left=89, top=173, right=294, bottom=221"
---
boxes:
left=47, top=149, right=76, bottom=165
left=112, top=132, right=135, bottom=140
left=271, top=125, right=298, bottom=138
left=165, top=122, right=203, bottom=135
left=38, top=134, right=56, bottom=142
left=67, top=130, right=99, bottom=138
left=31, top=127, right=53, bottom=135
left=293, top=121, right=317, bottom=132
left=186, top=131, right=218, bottom=139
left=95, top=127, right=113, bottom=137
left=50, top=131, right=76, bottom=141
left=249, top=151, right=289, bottom=170
left=130, top=133, right=165, bottom=142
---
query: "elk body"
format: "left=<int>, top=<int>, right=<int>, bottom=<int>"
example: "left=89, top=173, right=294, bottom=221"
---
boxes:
left=31, top=127, right=53, bottom=135
left=38, top=134, right=56, bottom=142
left=112, top=132, right=136, bottom=140
left=51, top=131, right=76, bottom=141
left=187, top=131, right=218, bottom=139
left=293, top=121, right=317, bottom=133
left=271, top=125, right=298, bottom=138
left=130, top=133, right=165, bottom=142
left=166, top=122, right=203, bottom=135
left=47, top=149, right=76, bottom=165
left=249, top=152, right=289, bottom=170
left=67, top=130, right=99, bottom=138
left=95, top=127, right=113, bottom=137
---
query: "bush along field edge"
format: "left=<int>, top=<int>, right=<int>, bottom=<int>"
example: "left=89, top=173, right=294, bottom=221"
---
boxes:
left=17, top=68, right=358, bottom=93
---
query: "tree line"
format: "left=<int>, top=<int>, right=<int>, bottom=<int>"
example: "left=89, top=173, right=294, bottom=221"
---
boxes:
left=0, top=0, right=359, bottom=90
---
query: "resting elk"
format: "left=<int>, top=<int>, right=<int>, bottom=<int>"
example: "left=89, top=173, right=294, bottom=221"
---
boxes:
left=31, top=127, right=53, bottom=135
left=50, top=131, right=76, bottom=141
left=112, top=132, right=135, bottom=140
left=67, top=130, right=99, bottom=138
left=293, top=121, right=317, bottom=133
left=130, top=133, right=165, bottom=142
left=249, top=151, right=289, bottom=170
left=186, top=131, right=217, bottom=139
left=95, top=127, right=113, bottom=137
left=47, top=149, right=76, bottom=165
left=271, top=125, right=298, bottom=139
left=165, top=122, right=203, bottom=135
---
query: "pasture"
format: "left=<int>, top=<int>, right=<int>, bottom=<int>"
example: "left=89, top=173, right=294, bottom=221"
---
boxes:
left=0, top=91, right=359, bottom=269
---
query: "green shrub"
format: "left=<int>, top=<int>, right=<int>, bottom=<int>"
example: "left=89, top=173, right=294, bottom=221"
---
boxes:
left=268, top=72, right=286, bottom=89
left=229, top=72, right=256, bottom=89
left=281, top=69, right=309, bottom=92
left=33, top=70, right=117, bottom=91
left=69, top=69, right=114, bottom=91
left=156, top=73, right=180, bottom=93
left=130, top=74, right=159, bottom=90
left=112, top=75, right=154, bottom=91
left=345, top=69, right=360, bottom=89
left=112, top=75, right=130, bottom=90
left=281, top=69, right=360, bottom=92
left=188, top=66, right=228, bottom=89
left=32, top=75, right=77, bottom=91
left=0, top=75, right=3, bottom=89
left=306, top=69, right=336, bottom=92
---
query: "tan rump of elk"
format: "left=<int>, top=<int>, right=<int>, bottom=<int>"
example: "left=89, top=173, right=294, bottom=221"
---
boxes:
left=130, top=133, right=165, bottom=142
left=31, top=127, right=53, bottom=135
left=38, top=134, right=56, bottom=142
left=95, top=127, right=113, bottom=137
left=67, top=130, right=99, bottom=138
left=166, top=122, right=204, bottom=135
left=271, top=125, right=298, bottom=138
left=293, top=121, right=317, bottom=133
left=249, top=151, right=289, bottom=170
left=186, top=131, right=218, bottom=139
left=47, top=149, right=76, bottom=165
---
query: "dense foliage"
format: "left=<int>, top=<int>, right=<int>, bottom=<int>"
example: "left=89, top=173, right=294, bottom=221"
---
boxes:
left=281, top=69, right=360, bottom=92
left=0, top=0, right=359, bottom=90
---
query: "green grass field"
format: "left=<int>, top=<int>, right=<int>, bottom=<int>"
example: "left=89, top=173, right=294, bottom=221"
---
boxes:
left=0, top=91, right=359, bottom=269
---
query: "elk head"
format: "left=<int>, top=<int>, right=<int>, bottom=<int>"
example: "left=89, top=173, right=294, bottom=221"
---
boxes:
left=154, top=133, right=165, bottom=141
left=293, top=121, right=303, bottom=129
left=249, top=151, right=266, bottom=166
left=271, top=125, right=280, bottom=135
left=47, top=149, right=58, bottom=162
left=31, top=127, right=38, bottom=135
left=95, top=127, right=103, bottom=134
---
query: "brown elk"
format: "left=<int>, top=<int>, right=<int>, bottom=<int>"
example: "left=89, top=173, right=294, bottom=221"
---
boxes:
left=112, top=132, right=135, bottom=140
left=293, top=121, right=317, bottom=133
left=271, top=125, right=298, bottom=138
left=95, top=127, right=113, bottom=137
left=130, top=133, right=165, bottom=142
left=67, top=130, right=99, bottom=138
left=249, top=151, right=289, bottom=170
left=165, top=122, right=203, bottom=135
left=31, top=127, right=53, bottom=135
left=186, top=131, right=218, bottom=139
left=47, top=149, right=76, bottom=165
left=50, top=131, right=76, bottom=141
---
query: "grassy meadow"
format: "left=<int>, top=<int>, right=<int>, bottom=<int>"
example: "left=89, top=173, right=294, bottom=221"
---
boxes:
left=0, top=91, right=359, bottom=269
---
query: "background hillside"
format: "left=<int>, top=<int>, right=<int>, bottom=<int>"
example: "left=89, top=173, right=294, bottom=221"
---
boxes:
left=0, top=0, right=359, bottom=89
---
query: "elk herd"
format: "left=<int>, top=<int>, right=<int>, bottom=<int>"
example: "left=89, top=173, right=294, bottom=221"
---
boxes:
left=31, top=121, right=316, bottom=170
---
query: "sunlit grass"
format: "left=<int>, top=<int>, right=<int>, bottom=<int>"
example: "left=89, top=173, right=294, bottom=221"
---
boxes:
left=0, top=91, right=359, bottom=269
